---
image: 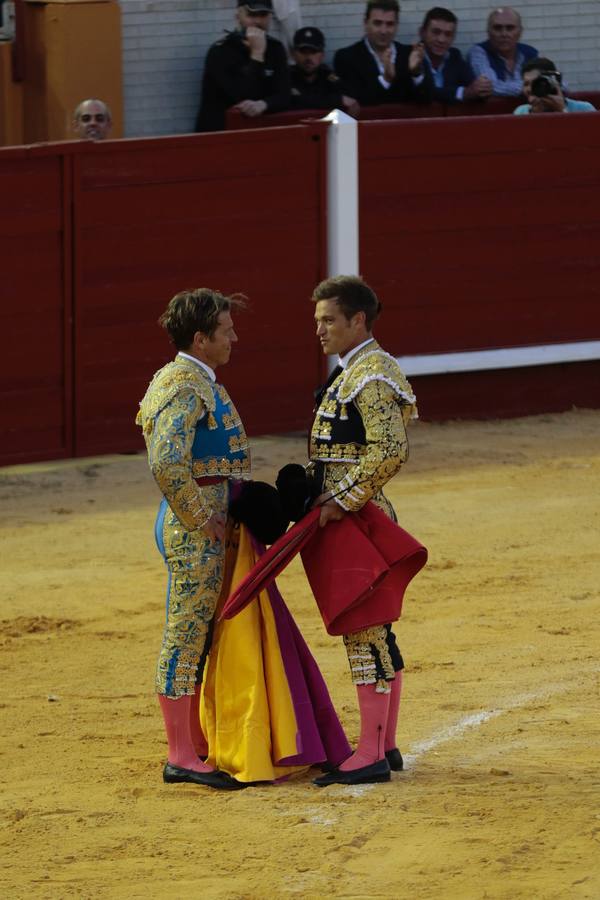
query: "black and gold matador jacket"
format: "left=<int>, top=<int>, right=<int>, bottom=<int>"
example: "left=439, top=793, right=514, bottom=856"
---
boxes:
left=309, top=340, right=417, bottom=514
left=136, top=354, right=250, bottom=529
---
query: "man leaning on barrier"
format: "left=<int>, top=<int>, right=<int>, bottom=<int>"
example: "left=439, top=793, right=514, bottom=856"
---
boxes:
left=196, top=0, right=290, bottom=132
left=467, top=7, right=538, bottom=97
left=334, top=0, right=425, bottom=111
left=290, top=26, right=359, bottom=116
left=412, top=7, right=492, bottom=104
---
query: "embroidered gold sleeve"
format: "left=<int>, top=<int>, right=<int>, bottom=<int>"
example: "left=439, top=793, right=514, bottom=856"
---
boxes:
left=147, top=389, right=212, bottom=530
left=333, top=380, right=408, bottom=512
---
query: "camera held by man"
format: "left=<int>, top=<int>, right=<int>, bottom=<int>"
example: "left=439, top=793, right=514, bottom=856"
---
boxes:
left=514, top=57, right=596, bottom=115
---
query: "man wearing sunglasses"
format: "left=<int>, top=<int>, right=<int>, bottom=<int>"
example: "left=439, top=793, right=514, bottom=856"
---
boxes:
left=467, top=7, right=538, bottom=96
left=73, top=99, right=112, bottom=141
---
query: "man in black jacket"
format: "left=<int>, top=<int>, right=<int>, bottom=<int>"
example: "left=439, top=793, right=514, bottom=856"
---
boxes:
left=290, top=26, right=359, bottom=116
left=196, top=1, right=291, bottom=132
left=333, top=0, right=424, bottom=108
left=414, top=7, right=492, bottom=104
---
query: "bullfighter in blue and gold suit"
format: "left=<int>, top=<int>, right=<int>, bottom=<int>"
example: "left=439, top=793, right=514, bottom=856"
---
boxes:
left=137, top=288, right=250, bottom=790
left=308, top=276, right=418, bottom=787
left=137, top=288, right=352, bottom=790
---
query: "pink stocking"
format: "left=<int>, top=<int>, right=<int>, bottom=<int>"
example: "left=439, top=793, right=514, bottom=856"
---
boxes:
left=339, top=683, right=391, bottom=772
left=385, top=671, right=403, bottom=752
left=158, top=694, right=213, bottom=773
left=189, top=685, right=208, bottom=757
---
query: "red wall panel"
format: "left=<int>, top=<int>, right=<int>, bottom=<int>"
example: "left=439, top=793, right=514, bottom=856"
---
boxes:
left=412, top=361, right=600, bottom=420
left=0, top=152, right=72, bottom=464
left=71, top=129, right=327, bottom=456
left=359, top=114, right=600, bottom=359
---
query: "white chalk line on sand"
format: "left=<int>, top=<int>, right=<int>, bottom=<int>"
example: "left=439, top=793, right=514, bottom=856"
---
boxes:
left=403, top=668, right=598, bottom=769
left=324, top=669, right=598, bottom=795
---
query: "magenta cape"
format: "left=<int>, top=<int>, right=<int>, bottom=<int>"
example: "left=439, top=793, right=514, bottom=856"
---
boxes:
left=221, top=501, right=427, bottom=635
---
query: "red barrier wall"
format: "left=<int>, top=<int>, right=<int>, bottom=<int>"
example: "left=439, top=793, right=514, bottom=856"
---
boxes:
left=225, top=93, right=600, bottom=130
left=0, top=146, right=73, bottom=463
left=0, top=127, right=327, bottom=465
left=2, top=112, right=599, bottom=465
left=72, top=127, right=327, bottom=457
left=358, top=112, right=600, bottom=416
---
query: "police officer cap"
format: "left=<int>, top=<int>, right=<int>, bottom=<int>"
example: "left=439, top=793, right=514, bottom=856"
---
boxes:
left=237, top=0, right=273, bottom=11
left=293, top=27, right=325, bottom=51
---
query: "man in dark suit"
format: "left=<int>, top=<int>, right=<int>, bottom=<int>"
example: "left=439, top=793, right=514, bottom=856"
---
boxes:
left=333, top=0, right=424, bottom=109
left=415, top=7, right=492, bottom=104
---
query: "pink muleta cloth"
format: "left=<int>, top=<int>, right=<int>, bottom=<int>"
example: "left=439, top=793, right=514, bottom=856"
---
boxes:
left=221, top=501, right=427, bottom=635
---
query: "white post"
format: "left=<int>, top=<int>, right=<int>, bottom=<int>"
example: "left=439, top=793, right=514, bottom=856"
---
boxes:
left=321, top=109, right=360, bottom=371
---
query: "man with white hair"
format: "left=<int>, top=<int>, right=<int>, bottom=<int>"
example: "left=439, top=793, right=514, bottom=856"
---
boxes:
left=467, top=7, right=538, bottom=97
left=73, top=99, right=112, bottom=141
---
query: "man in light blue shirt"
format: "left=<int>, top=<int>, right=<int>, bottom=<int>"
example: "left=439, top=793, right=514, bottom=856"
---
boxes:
left=467, top=6, right=537, bottom=97
left=513, top=57, right=596, bottom=114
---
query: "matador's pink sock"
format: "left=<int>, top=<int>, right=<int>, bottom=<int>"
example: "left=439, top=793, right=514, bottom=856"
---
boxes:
left=158, top=694, right=213, bottom=773
left=339, top=683, right=391, bottom=772
left=189, top=685, right=208, bottom=757
left=385, top=671, right=403, bottom=752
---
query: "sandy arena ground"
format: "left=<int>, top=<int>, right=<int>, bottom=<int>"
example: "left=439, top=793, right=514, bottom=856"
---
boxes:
left=1, top=410, right=599, bottom=899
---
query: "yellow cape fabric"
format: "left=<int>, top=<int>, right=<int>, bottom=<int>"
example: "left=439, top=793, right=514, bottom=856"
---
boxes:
left=201, top=524, right=308, bottom=783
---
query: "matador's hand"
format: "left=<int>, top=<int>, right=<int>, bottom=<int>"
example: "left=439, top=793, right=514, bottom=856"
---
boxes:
left=313, top=492, right=346, bottom=528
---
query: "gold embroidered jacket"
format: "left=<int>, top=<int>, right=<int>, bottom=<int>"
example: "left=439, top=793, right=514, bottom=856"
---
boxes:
left=136, top=354, right=250, bottom=530
left=310, top=341, right=417, bottom=513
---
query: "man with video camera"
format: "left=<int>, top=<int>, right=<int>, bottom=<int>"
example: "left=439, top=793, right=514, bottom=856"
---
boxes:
left=513, top=57, right=596, bottom=115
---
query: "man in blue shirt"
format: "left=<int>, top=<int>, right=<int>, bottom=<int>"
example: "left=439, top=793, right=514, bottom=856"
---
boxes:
left=467, top=6, right=538, bottom=97
left=415, top=7, right=492, bottom=104
left=513, top=58, right=596, bottom=114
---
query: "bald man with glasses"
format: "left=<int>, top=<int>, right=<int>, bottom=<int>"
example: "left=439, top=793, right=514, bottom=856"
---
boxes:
left=467, top=7, right=538, bottom=96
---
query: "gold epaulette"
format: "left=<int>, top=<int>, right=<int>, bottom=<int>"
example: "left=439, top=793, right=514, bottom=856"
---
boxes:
left=338, top=343, right=417, bottom=415
left=136, top=359, right=216, bottom=437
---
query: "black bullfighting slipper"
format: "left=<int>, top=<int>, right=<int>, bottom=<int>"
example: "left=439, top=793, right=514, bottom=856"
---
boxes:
left=163, top=763, right=246, bottom=790
left=312, top=758, right=391, bottom=787
left=385, top=748, right=404, bottom=771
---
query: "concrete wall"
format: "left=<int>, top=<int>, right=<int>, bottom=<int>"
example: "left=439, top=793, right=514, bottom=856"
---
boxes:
left=120, top=0, right=600, bottom=137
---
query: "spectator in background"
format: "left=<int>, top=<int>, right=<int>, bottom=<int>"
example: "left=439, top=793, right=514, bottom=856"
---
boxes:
left=73, top=99, right=112, bottom=141
left=334, top=0, right=425, bottom=108
left=414, top=7, right=492, bottom=104
left=290, top=27, right=359, bottom=116
left=196, top=1, right=290, bottom=132
left=513, top=58, right=596, bottom=114
left=467, top=7, right=538, bottom=97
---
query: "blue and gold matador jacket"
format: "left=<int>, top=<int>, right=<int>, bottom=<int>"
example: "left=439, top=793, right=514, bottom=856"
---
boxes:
left=310, top=340, right=417, bottom=513
left=136, top=354, right=250, bottom=529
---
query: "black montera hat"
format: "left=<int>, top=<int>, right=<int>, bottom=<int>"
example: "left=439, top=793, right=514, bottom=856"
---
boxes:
left=237, top=1, right=273, bottom=11
left=293, top=27, right=325, bottom=50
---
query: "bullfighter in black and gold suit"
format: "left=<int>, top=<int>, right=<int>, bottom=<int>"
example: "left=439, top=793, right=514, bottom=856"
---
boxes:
left=137, top=288, right=249, bottom=791
left=309, top=276, right=417, bottom=787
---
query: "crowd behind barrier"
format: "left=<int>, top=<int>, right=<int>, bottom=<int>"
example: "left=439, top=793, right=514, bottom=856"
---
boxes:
left=201, top=3, right=598, bottom=138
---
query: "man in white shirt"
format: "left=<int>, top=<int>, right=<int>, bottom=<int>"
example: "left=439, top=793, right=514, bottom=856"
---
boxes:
left=334, top=0, right=425, bottom=109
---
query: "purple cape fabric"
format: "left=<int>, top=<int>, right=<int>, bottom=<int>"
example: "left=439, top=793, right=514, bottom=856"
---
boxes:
left=250, top=535, right=351, bottom=767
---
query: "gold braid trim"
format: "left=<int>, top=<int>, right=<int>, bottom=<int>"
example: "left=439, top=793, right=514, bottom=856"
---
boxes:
left=338, top=344, right=418, bottom=421
left=136, top=359, right=216, bottom=436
